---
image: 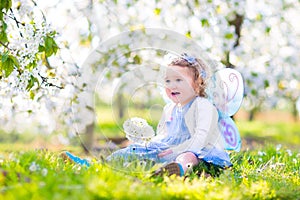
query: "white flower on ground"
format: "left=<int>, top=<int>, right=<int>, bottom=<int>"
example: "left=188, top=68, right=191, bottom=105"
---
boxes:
left=286, top=149, right=292, bottom=156
left=29, top=162, right=39, bottom=172
left=42, top=168, right=48, bottom=176
left=258, top=151, right=266, bottom=156
left=276, top=144, right=282, bottom=151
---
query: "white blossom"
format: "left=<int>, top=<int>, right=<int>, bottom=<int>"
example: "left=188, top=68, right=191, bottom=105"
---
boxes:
left=123, top=117, right=155, bottom=144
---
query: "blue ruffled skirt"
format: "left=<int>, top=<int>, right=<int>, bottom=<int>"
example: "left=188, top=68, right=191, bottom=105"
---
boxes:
left=107, top=143, right=232, bottom=168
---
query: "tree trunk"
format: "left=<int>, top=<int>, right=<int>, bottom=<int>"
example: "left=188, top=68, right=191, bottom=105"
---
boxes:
left=248, top=109, right=255, bottom=121
left=82, top=122, right=95, bottom=154
left=292, top=101, right=299, bottom=122
left=117, top=93, right=124, bottom=119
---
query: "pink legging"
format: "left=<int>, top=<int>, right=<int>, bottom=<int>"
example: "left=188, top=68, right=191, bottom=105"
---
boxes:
left=175, top=151, right=200, bottom=174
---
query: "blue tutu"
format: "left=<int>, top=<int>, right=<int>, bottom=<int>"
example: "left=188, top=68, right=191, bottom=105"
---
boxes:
left=106, top=142, right=169, bottom=162
left=107, top=99, right=232, bottom=168
left=197, top=147, right=232, bottom=168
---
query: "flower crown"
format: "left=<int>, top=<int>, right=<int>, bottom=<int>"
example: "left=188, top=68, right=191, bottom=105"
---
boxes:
left=181, top=53, right=207, bottom=79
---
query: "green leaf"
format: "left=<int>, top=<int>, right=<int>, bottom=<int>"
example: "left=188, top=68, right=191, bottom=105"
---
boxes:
left=0, top=32, right=8, bottom=43
left=251, top=89, right=257, bottom=95
left=201, top=19, right=209, bottom=27
left=0, top=55, right=20, bottom=77
left=224, top=33, right=234, bottom=40
left=0, top=0, right=12, bottom=11
left=26, top=61, right=37, bottom=70
left=38, top=44, right=45, bottom=52
left=0, top=21, right=8, bottom=43
left=1, top=52, right=8, bottom=62
left=26, top=75, right=39, bottom=91
left=45, top=36, right=53, bottom=57
left=29, top=90, right=35, bottom=99
left=2, top=57, right=14, bottom=77
left=9, top=55, right=20, bottom=69
left=133, top=55, right=142, bottom=64
left=185, top=31, right=192, bottom=38
left=44, top=36, right=58, bottom=57
left=264, top=80, right=270, bottom=88
left=265, top=26, right=271, bottom=34
left=251, top=72, right=258, bottom=77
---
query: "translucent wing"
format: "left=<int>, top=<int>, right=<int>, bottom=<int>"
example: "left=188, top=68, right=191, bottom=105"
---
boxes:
left=218, top=117, right=242, bottom=151
left=207, top=68, right=244, bottom=152
left=207, top=68, right=244, bottom=117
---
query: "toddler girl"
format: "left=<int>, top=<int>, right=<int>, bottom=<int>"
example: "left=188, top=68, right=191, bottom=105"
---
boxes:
left=64, top=53, right=232, bottom=176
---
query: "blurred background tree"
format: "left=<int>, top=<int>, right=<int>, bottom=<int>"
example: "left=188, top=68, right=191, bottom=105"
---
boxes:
left=1, top=0, right=299, bottom=151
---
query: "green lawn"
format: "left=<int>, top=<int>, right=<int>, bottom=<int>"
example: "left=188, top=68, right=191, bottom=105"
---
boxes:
left=0, top=144, right=299, bottom=199
left=1, top=108, right=300, bottom=199
left=96, top=119, right=300, bottom=150
left=236, top=120, right=300, bottom=149
left=95, top=105, right=300, bottom=147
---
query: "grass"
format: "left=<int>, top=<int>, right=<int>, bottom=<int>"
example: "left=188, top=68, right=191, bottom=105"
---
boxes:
left=236, top=120, right=300, bottom=148
left=1, top=107, right=300, bottom=199
left=0, top=145, right=299, bottom=199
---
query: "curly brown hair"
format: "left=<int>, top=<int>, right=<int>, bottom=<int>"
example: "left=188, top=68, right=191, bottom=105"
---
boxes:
left=168, top=54, right=209, bottom=97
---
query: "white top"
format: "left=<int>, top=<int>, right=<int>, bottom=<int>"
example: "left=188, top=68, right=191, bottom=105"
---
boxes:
left=155, top=97, right=224, bottom=157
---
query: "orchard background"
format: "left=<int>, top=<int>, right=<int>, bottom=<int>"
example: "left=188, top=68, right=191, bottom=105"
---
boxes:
left=0, top=1, right=299, bottom=199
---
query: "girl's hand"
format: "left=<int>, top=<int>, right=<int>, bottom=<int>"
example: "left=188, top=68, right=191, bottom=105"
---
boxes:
left=158, top=149, right=173, bottom=158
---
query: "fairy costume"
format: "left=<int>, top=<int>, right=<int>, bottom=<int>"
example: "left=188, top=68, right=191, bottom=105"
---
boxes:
left=107, top=96, right=232, bottom=168
left=64, top=53, right=244, bottom=173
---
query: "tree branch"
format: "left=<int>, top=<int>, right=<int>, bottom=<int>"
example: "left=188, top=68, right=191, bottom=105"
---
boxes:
left=0, top=41, right=11, bottom=50
left=38, top=73, right=64, bottom=89
left=9, top=8, right=27, bottom=48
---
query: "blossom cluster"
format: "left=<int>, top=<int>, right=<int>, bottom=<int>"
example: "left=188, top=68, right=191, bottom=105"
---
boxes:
left=0, top=1, right=83, bottom=135
left=123, top=117, right=155, bottom=144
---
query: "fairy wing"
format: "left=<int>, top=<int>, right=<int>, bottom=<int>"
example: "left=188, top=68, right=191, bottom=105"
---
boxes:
left=206, top=68, right=244, bottom=151
left=218, top=116, right=242, bottom=151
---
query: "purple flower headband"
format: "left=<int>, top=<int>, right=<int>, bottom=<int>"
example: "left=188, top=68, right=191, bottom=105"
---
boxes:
left=181, top=53, right=207, bottom=79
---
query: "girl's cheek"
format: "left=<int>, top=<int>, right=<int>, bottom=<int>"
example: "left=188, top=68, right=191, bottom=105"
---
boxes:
left=165, top=88, right=172, bottom=98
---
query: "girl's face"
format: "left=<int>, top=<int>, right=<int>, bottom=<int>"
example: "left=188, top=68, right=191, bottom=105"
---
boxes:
left=164, top=65, right=196, bottom=106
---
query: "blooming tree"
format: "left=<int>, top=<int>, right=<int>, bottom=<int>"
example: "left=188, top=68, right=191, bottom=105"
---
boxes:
left=0, top=0, right=85, bottom=140
left=67, top=0, right=300, bottom=120
left=231, top=0, right=300, bottom=119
